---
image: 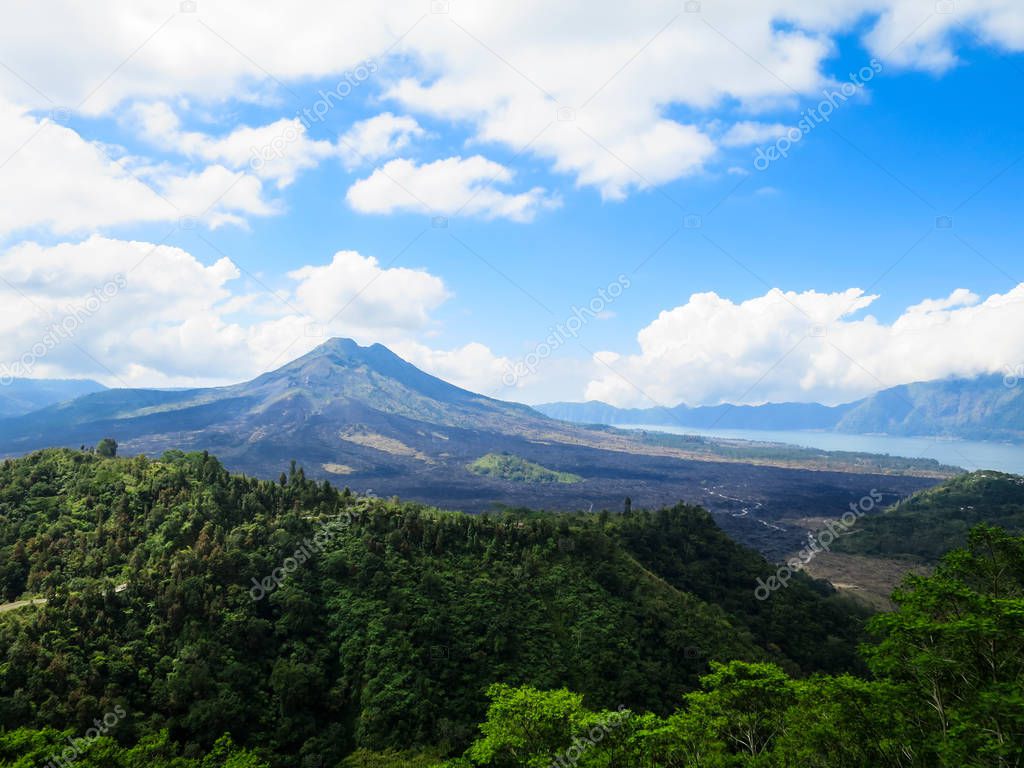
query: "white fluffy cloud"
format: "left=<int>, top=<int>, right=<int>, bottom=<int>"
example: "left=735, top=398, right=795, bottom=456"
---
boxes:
left=0, top=236, right=462, bottom=386
left=159, top=165, right=280, bottom=227
left=0, top=101, right=172, bottom=236
left=0, top=98, right=279, bottom=236
left=130, top=106, right=464, bottom=224
left=133, top=102, right=338, bottom=189
left=0, top=236, right=244, bottom=382
left=585, top=285, right=1024, bottom=407
left=1, top=2, right=1021, bottom=202
left=289, top=250, right=450, bottom=332
left=720, top=121, right=795, bottom=147
left=862, top=0, right=1024, bottom=72
left=339, top=112, right=425, bottom=168
left=346, top=155, right=560, bottom=221
left=393, top=340, right=514, bottom=397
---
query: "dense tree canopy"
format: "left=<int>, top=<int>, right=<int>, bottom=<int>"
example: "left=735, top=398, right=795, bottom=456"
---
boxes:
left=447, top=526, right=1024, bottom=767
left=0, top=450, right=1019, bottom=766
left=833, top=471, right=1024, bottom=561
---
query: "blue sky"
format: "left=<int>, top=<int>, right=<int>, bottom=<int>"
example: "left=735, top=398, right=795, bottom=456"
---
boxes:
left=0, top=1, right=1022, bottom=407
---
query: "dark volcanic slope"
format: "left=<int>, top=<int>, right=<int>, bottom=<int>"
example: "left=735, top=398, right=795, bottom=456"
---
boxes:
left=0, top=338, right=938, bottom=557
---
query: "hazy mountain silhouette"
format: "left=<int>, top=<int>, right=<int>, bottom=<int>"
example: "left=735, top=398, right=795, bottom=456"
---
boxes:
left=539, top=373, right=1024, bottom=442
left=0, top=378, right=106, bottom=418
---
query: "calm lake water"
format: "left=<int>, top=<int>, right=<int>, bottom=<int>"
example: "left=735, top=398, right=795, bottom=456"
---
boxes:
left=620, top=424, right=1024, bottom=474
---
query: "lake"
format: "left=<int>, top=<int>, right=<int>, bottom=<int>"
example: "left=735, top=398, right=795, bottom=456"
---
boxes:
left=619, top=424, right=1024, bottom=474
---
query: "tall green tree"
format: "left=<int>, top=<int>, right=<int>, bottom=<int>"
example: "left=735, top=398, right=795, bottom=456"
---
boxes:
left=865, top=525, right=1024, bottom=767
left=95, top=437, right=118, bottom=457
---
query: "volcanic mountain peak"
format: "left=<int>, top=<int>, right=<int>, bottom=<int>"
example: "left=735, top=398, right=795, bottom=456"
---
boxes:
left=251, top=337, right=395, bottom=382
left=238, top=338, right=525, bottom=424
left=286, top=337, right=404, bottom=373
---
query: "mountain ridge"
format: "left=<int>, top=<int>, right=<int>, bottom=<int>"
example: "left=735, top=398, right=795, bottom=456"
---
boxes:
left=536, top=399, right=853, bottom=430
left=0, top=377, right=106, bottom=418
left=537, top=372, right=1024, bottom=442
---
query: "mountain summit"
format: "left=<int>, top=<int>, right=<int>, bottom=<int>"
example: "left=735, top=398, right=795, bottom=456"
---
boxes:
left=250, top=337, right=477, bottom=406
left=223, top=337, right=539, bottom=429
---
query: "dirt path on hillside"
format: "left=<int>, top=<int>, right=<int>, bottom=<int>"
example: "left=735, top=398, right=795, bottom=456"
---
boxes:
left=0, top=598, right=47, bottom=613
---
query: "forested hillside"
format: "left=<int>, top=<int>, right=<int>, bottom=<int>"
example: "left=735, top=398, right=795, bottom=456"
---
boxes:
left=0, top=449, right=868, bottom=766
left=442, top=525, right=1024, bottom=767
left=833, top=470, right=1024, bottom=561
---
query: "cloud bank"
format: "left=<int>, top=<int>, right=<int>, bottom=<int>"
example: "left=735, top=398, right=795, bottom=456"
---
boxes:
left=585, top=285, right=1024, bottom=407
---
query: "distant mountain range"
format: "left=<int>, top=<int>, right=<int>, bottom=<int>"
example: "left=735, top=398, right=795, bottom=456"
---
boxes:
left=536, top=400, right=852, bottom=431
left=538, top=373, right=1024, bottom=442
left=0, top=338, right=938, bottom=557
left=0, top=377, right=106, bottom=418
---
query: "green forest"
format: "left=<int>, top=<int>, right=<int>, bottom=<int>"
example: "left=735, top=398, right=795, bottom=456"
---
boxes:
left=832, top=470, right=1024, bottom=561
left=466, top=453, right=583, bottom=484
left=0, top=449, right=1021, bottom=766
